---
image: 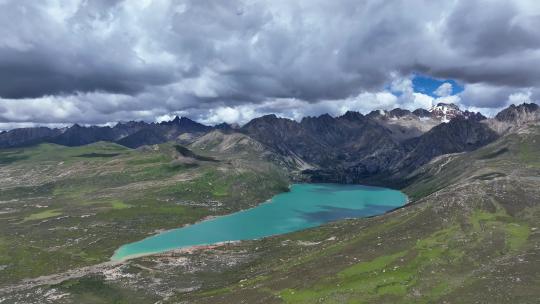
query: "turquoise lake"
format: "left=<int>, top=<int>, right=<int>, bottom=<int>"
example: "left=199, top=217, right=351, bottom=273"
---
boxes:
left=112, top=183, right=407, bottom=261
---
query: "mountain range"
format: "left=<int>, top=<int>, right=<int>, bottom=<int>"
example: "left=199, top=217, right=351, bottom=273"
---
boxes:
left=1, top=102, right=539, bottom=303
left=1, top=102, right=539, bottom=183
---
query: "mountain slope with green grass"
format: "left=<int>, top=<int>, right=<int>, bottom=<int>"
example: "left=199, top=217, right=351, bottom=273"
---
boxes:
left=175, top=123, right=540, bottom=303
left=0, top=141, right=288, bottom=288
left=1, top=123, right=539, bottom=303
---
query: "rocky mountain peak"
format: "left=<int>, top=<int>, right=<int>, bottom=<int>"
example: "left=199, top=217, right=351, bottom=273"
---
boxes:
left=340, top=111, right=364, bottom=121
left=302, top=113, right=334, bottom=122
left=429, top=103, right=463, bottom=122
left=214, top=122, right=233, bottom=130
left=160, top=116, right=178, bottom=126
left=244, top=114, right=276, bottom=126
left=242, top=114, right=296, bottom=132
left=213, top=122, right=240, bottom=132
left=318, top=113, right=333, bottom=120
left=178, top=116, right=198, bottom=126
left=434, top=102, right=460, bottom=110
left=388, top=108, right=412, bottom=118
left=256, top=114, right=279, bottom=122
left=161, top=115, right=194, bottom=126
left=412, top=108, right=431, bottom=117
left=429, top=103, right=485, bottom=122
left=495, top=103, right=540, bottom=123
left=115, top=121, right=145, bottom=127
left=157, top=116, right=211, bottom=133
left=366, top=110, right=385, bottom=119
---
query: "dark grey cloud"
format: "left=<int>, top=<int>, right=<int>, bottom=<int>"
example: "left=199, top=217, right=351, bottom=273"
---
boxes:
left=446, top=1, right=540, bottom=57
left=0, top=0, right=539, bottom=127
left=0, top=0, right=177, bottom=98
left=0, top=49, right=174, bottom=98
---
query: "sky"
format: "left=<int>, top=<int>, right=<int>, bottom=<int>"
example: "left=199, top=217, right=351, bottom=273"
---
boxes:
left=1, top=0, right=540, bottom=129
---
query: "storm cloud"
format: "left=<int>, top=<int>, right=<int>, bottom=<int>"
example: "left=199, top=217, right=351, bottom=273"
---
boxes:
left=0, top=0, right=539, bottom=128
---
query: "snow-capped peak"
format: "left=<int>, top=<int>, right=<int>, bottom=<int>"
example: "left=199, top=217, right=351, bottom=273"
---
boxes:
left=429, top=103, right=463, bottom=123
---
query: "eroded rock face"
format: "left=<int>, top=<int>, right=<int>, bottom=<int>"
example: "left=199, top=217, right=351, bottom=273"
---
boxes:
left=495, top=103, right=540, bottom=124
left=484, top=103, right=540, bottom=135
left=0, top=127, right=61, bottom=148
left=399, top=117, right=499, bottom=172
left=365, top=104, right=486, bottom=142
left=413, top=108, right=431, bottom=117
left=429, top=103, right=486, bottom=122
left=241, top=112, right=403, bottom=173
left=240, top=106, right=500, bottom=184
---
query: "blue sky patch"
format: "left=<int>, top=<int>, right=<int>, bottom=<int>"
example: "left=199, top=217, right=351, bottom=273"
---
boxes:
left=412, top=74, right=464, bottom=97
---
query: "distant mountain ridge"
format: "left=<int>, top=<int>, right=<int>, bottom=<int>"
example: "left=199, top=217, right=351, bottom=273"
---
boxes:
left=243, top=108, right=499, bottom=184
left=0, top=102, right=491, bottom=149
left=367, top=102, right=486, bottom=122
left=495, top=103, right=540, bottom=123
left=0, top=115, right=212, bottom=149
left=1, top=103, right=538, bottom=184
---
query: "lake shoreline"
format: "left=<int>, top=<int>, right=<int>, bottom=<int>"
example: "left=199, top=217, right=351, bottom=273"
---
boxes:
left=112, top=183, right=407, bottom=261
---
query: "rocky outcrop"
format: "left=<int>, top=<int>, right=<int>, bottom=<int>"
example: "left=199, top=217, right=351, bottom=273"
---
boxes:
left=117, top=116, right=212, bottom=148
left=412, top=108, right=431, bottom=117
left=398, top=117, right=499, bottom=172
left=366, top=103, right=486, bottom=142
left=495, top=103, right=539, bottom=124
left=300, top=115, right=499, bottom=185
left=485, top=103, right=540, bottom=134
left=429, top=103, right=486, bottom=122
left=0, top=127, right=62, bottom=148
left=241, top=112, right=403, bottom=171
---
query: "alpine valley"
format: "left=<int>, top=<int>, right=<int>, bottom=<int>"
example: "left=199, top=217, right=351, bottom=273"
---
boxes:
left=1, top=102, right=539, bottom=303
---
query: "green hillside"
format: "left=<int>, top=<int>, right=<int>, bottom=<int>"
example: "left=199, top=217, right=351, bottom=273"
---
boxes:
left=177, top=125, right=540, bottom=303
left=0, top=141, right=288, bottom=287
left=1, top=126, right=539, bottom=303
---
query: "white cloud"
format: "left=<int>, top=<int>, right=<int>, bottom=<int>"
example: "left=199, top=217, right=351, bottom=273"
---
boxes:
left=411, top=93, right=435, bottom=110
left=390, top=75, right=414, bottom=96
left=434, top=82, right=452, bottom=97
left=460, top=83, right=540, bottom=109
left=508, top=90, right=533, bottom=104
